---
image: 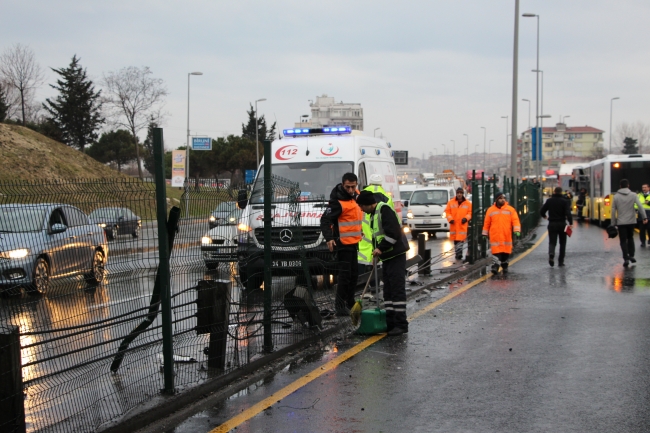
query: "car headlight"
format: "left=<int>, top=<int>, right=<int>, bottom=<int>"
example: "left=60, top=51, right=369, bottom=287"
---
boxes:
left=229, top=217, right=236, bottom=223
left=441, top=211, right=446, bottom=218
left=99, top=223, right=107, bottom=228
left=201, top=236, right=212, bottom=245
left=209, top=216, right=216, bottom=222
left=238, top=223, right=252, bottom=232
left=0, top=248, right=30, bottom=259
left=407, top=211, right=413, bottom=219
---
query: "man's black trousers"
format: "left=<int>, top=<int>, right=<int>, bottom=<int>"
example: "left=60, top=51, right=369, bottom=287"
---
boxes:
left=382, top=253, right=408, bottom=331
left=617, top=224, right=636, bottom=260
left=336, top=247, right=358, bottom=310
left=547, top=221, right=568, bottom=263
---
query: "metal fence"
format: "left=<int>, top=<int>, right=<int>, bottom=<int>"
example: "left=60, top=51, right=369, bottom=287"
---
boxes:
left=0, top=136, right=354, bottom=433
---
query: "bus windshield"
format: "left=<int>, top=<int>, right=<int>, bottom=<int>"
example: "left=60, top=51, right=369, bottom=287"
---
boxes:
left=250, top=161, right=354, bottom=203
left=610, top=160, right=650, bottom=192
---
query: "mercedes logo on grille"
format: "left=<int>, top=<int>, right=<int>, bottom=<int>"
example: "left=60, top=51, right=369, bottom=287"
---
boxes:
left=279, top=229, right=293, bottom=243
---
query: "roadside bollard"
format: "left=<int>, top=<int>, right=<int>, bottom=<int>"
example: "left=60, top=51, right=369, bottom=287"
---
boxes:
left=0, top=325, right=25, bottom=433
left=196, top=280, right=231, bottom=369
left=417, top=232, right=431, bottom=276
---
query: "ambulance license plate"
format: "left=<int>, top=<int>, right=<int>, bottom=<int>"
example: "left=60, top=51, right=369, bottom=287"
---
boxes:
left=272, top=260, right=301, bottom=267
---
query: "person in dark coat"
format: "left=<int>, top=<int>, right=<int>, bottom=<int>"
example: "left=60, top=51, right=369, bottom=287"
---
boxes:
left=576, top=188, right=587, bottom=221
left=540, top=187, right=573, bottom=267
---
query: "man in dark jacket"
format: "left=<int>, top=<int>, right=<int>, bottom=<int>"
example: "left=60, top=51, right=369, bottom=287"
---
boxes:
left=540, top=187, right=573, bottom=267
left=320, top=173, right=363, bottom=315
left=357, top=190, right=410, bottom=336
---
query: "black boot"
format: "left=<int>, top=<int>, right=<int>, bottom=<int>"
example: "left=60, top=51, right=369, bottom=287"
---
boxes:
left=501, top=262, right=509, bottom=273
left=549, top=254, right=554, bottom=267
left=491, top=263, right=500, bottom=275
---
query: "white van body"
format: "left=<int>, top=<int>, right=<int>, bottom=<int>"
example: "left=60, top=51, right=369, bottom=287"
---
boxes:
left=237, top=129, right=401, bottom=288
left=398, top=183, right=419, bottom=224
left=406, top=186, right=456, bottom=239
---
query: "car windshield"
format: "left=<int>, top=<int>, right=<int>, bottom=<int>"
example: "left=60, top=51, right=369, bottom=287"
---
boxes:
left=409, top=190, right=448, bottom=206
left=89, top=208, right=119, bottom=219
left=250, top=161, right=353, bottom=204
left=213, top=202, right=236, bottom=213
left=0, top=207, right=47, bottom=232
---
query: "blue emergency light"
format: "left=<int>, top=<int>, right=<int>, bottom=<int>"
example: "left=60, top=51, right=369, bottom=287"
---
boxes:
left=283, top=126, right=352, bottom=136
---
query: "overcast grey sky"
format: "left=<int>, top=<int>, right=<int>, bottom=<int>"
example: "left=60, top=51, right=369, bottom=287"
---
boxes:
left=2, top=0, right=649, bottom=158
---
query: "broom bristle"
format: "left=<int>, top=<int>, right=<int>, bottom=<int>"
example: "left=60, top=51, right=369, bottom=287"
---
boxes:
left=349, top=301, right=362, bottom=326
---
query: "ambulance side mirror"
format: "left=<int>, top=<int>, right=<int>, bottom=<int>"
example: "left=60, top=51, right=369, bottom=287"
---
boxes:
left=237, top=189, right=248, bottom=210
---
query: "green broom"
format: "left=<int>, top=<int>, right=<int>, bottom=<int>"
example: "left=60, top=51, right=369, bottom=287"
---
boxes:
left=350, top=258, right=376, bottom=326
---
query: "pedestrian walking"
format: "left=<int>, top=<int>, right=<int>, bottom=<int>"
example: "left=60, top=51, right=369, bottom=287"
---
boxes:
left=482, top=191, right=521, bottom=275
left=357, top=190, right=410, bottom=336
left=576, top=188, right=587, bottom=221
left=635, top=183, right=650, bottom=247
left=612, top=179, right=648, bottom=267
left=358, top=174, right=394, bottom=267
left=320, top=173, right=363, bottom=315
left=444, top=187, right=472, bottom=261
left=540, top=187, right=573, bottom=267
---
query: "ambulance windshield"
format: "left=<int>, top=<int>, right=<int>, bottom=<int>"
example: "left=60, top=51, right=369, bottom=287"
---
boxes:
left=250, top=161, right=353, bottom=203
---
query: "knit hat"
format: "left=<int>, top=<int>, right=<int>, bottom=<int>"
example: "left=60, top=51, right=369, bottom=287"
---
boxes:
left=494, top=191, right=505, bottom=201
left=356, top=190, right=376, bottom=205
left=456, top=187, right=464, bottom=193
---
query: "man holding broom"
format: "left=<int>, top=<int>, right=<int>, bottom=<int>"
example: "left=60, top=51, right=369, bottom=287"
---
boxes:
left=356, top=190, right=410, bottom=336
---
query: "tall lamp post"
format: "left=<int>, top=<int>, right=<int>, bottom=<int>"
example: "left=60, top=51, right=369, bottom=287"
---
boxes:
left=523, top=12, right=540, bottom=179
left=374, top=127, right=380, bottom=137
left=481, top=127, right=487, bottom=168
left=522, top=99, right=531, bottom=129
left=255, top=98, right=267, bottom=169
left=474, top=144, right=479, bottom=167
left=609, top=97, right=620, bottom=154
left=502, top=116, right=509, bottom=172
left=510, top=0, right=520, bottom=180
left=532, top=69, right=545, bottom=177
left=489, top=139, right=494, bottom=173
left=186, top=71, right=203, bottom=216
left=450, top=140, right=456, bottom=172
left=463, top=134, right=469, bottom=172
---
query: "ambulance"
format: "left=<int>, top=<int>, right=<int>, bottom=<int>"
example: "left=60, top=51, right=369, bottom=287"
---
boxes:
left=236, top=126, right=401, bottom=290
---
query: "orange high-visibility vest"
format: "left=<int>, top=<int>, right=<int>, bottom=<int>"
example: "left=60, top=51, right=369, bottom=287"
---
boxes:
left=338, top=199, right=363, bottom=244
left=445, top=197, right=472, bottom=241
left=482, top=202, right=521, bottom=254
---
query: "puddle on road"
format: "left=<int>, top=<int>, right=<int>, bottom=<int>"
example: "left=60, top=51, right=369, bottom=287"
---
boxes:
left=604, top=275, right=650, bottom=293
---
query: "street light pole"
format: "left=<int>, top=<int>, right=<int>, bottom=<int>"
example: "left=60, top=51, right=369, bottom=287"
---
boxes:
left=522, top=99, right=531, bottom=129
left=523, top=12, right=540, bottom=179
left=489, top=139, right=494, bottom=172
left=609, top=97, right=620, bottom=154
left=255, top=98, right=267, bottom=169
left=481, top=127, right=487, bottom=168
left=450, top=140, right=456, bottom=172
left=463, top=135, right=468, bottom=172
left=186, top=71, right=203, bottom=216
left=510, top=0, right=520, bottom=180
left=374, top=127, right=380, bottom=137
left=502, top=116, right=509, bottom=171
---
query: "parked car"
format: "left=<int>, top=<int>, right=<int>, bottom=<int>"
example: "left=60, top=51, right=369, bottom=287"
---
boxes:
left=201, top=208, right=244, bottom=269
left=89, top=207, right=142, bottom=241
left=0, top=204, right=108, bottom=295
left=208, top=201, right=237, bottom=229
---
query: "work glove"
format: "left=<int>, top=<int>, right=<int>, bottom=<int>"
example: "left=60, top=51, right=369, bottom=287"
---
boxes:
left=449, top=220, right=455, bottom=225
left=482, top=235, right=488, bottom=241
left=461, top=218, right=467, bottom=224
left=515, top=232, right=521, bottom=237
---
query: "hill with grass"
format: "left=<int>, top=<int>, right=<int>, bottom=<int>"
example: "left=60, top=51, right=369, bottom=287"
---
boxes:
left=0, top=123, right=126, bottom=181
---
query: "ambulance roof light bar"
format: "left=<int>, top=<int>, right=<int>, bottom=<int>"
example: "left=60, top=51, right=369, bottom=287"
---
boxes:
left=283, top=126, right=352, bottom=136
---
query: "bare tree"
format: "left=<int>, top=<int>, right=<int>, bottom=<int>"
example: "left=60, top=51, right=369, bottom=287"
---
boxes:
left=615, top=121, right=650, bottom=154
left=102, top=66, right=167, bottom=179
left=0, top=44, right=44, bottom=126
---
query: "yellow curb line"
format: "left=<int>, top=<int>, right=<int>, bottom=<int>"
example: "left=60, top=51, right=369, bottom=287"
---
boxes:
left=210, top=231, right=548, bottom=433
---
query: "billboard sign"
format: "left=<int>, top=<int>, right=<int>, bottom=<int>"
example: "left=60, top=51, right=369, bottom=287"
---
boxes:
left=171, top=150, right=186, bottom=187
left=192, top=137, right=212, bottom=150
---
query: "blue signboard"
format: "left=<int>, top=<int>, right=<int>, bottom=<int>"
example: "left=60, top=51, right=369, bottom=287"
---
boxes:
left=245, top=169, right=257, bottom=184
left=192, top=137, right=212, bottom=150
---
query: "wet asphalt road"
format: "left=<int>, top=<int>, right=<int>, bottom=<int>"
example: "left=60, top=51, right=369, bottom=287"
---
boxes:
left=169, top=220, right=650, bottom=433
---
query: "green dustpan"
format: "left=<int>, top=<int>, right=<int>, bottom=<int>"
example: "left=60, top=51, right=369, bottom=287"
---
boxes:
left=356, top=261, right=387, bottom=335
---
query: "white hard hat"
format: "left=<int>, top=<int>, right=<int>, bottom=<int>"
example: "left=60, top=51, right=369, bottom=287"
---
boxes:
left=369, top=174, right=383, bottom=185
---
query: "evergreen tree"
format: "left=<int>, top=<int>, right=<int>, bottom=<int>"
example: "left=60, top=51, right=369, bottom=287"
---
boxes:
left=0, top=82, right=9, bottom=122
left=622, top=136, right=639, bottom=154
left=87, top=129, right=138, bottom=172
left=43, top=55, right=104, bottom=151
left=242, top=103, right=276, bottom=142
left=142, top=116, right=158, bottom=177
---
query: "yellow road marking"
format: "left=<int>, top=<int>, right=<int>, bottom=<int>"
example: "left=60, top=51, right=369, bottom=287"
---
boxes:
left=210, top=230, right=548, bottom=433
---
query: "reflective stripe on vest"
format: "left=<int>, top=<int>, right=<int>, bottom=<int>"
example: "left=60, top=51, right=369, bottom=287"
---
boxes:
left=338, top=199, right=363, bottom=244
left=371, top=201, right=406, bottom=261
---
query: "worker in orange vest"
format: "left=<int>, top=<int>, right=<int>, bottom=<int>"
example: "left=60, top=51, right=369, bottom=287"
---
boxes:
left=482, top=191, right=521, bottom=274
left=445, top=187, right=472, bottom=261
left=320, top=172, right=363, bottom=315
